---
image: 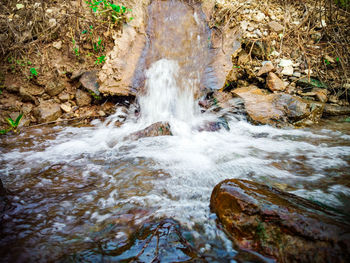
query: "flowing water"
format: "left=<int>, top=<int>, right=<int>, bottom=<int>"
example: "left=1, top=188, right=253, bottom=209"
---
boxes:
left=1, top=0, right=350, bottom=262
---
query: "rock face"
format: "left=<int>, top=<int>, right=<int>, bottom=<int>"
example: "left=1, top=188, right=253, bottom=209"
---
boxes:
left=129, top=122, right=172, bottom=140
left=33, top=101, right=62, bottom=122
left=232, top=86, right=324, bottom=127
left=210, top=179, right=350, bottom=263
left=98, top=0, right=149, bottom=96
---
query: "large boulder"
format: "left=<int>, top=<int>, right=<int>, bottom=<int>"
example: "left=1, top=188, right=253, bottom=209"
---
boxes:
left=232, top=86, right=324, bottom=127
left=210, top=179, right=350, bottom=263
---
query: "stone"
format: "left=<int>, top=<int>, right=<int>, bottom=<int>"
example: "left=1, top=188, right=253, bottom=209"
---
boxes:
left=293, top=72, right=301, bottom=78
left=64, top=218, right=201, bottom=262
left=34, top=101, right=62, bottom=122
left=52, top=41, right=62, bottom=50
left=268, top=21, right=284, bottom=33
left=257, top=61, right=274, bottom=76
left=98, top=110, right=106, bottom=117
left=313, top=88, right=328, bottom=103
left=232, top=86, right=324, bottom=127
left=281, top=65, right=294, bottom=76
left=75, top=89, right=92, bottom=107
left=45, top=81, right=65, bottom=96
left=60, top=103, right=71, bottom=113
left=253, top=12, right=265, bottom=22
left=324, top=105, right=350, bottom=116
left=58, top=92, right=70, bottom=102
left=267, top=72, right=286, bottom=92
left=210, top=179, right=350, bottom=263
left=79, top=70, right=100, bottom=95
left=129, top=122, right=172, bottom=141
left=279, top=59, right=293, bottom=67
left=19, top=87, right=36, bottom=103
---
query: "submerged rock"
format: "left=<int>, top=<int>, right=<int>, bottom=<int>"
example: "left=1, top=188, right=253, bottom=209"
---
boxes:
left=129, top=122, right=172, bottom=140
left=210, top=179, right=350, bottom=263
left=232, top=86, right=323, bottom=127
left=63, top=218, right=201, bottom=262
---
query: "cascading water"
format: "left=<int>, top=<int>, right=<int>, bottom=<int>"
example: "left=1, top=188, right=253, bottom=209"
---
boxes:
left=1, top=0, right=350, bottom=262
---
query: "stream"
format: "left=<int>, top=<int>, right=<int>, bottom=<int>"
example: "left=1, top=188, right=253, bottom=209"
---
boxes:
left=1, top=0, right=350, bottom=262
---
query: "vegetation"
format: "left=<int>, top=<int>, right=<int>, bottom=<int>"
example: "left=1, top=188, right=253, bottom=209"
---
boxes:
left=0, top=114, right=23, bottom=135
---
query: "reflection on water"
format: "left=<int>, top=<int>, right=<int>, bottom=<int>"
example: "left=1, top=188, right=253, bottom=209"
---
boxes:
left=1, top=0, right=350, bottom=262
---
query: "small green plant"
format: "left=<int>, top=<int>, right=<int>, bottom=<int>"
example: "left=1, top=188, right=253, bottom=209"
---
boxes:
left=29, top=67, right=38, bottom=79
left=88, top=90, right=102, bottom=100
left=0, top=114, right=23, bottom=135
left=72, top=38, right=80, bottom=57
left=95, top=55, right=106, bottom=64
left=93, top=37, right=104, bottom=52
left=86, top=0, right=133, bottom=24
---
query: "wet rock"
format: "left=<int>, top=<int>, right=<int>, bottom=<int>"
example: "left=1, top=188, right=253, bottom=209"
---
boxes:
left=75, top=89, right=92, bottom=107
left=266, top=72, right=285, bottom=92
left=0, top=179, right=8, bottom=212
left=210, top=179, right=350, bottom=263
left=268, top=21, right=284, bottom=33
left=34, top=100, right=62, bottom=122
left=45, top=81, right=65, bottom=96
left=232, top=86, right=323, bottom=127
left=79, top=70, right=100, bottom=96
left=257, top=61, right=274, bottom=76
left=65, top=218, right=201, bottom=262
left=129, top=122, right=172, bottom=141
left=324, top=104, right=350, bottom=116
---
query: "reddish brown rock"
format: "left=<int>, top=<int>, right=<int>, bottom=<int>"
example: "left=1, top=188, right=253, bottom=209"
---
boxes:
left=267, top=72, right=286, bottom=92
left=257, top=62, right=275, bottom=76
left=232, top=86, right=323, bottom=127
left=210, top=179, right=350, bottom=263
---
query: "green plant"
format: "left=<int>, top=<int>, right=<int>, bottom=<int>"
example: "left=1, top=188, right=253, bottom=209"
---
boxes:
left=93, top=37, right=104, bottom=52
left=29, top=67, right=38, bottom=79
left=86, top=0, right=133, bottom=24
left=0, top=114, right=23, bottom=135
left=72, top=38, right=80, bottom=57
left=95, top=55, right=106, bottom=64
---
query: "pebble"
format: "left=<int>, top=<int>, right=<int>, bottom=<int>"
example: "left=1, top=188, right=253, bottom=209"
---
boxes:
left=281, top=65, right=294, bottom=76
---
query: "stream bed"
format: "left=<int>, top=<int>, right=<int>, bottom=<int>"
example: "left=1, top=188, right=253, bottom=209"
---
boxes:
left=1, top=0, right=350, bottom=262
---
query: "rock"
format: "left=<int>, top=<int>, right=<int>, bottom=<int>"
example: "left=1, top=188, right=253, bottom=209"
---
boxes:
left=257, top=61, right=274, bottom=76
left=98, top=110, right=106, bottom=117
left=19, top=87, right=36, bottom=103
left=293, top=72, right=301, bottom=78
left=213, top=90, right=234, bottom=109
left=210, top=179, right=350, bottom=263
left=0, top=179, right=8, bottom=212
left=58, top=92, right=70, bottom=102
left=267, top=72, right=286, bottom=92
left=79, top=70, right=100, bottom=96
left=281, top=65, right=294, bottom=76
left=232, top=86, right=324, bottom=127
left=34, top=101, right=62, bottom=122
left=60, top=103, right=71, bottom=113
left=253, top=12, right=266, bottom=22
left=268, top=21, right=284, bottom=33
left=48, top=18, right=57, bottom=27
left=314, top=88, right=328, bottom=103
left=52, top=41, right=62, bottom=50
left=75, top=89, right=92, bottom=107
left=64, top=218, right=201, bottom=262
left=279, top=59, right=293, bottom=67
left=129, top=122, right=172, bottom=141
left=45, top=81, right=65, bottom=96
left=324, top=104, right=350, bottom=116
